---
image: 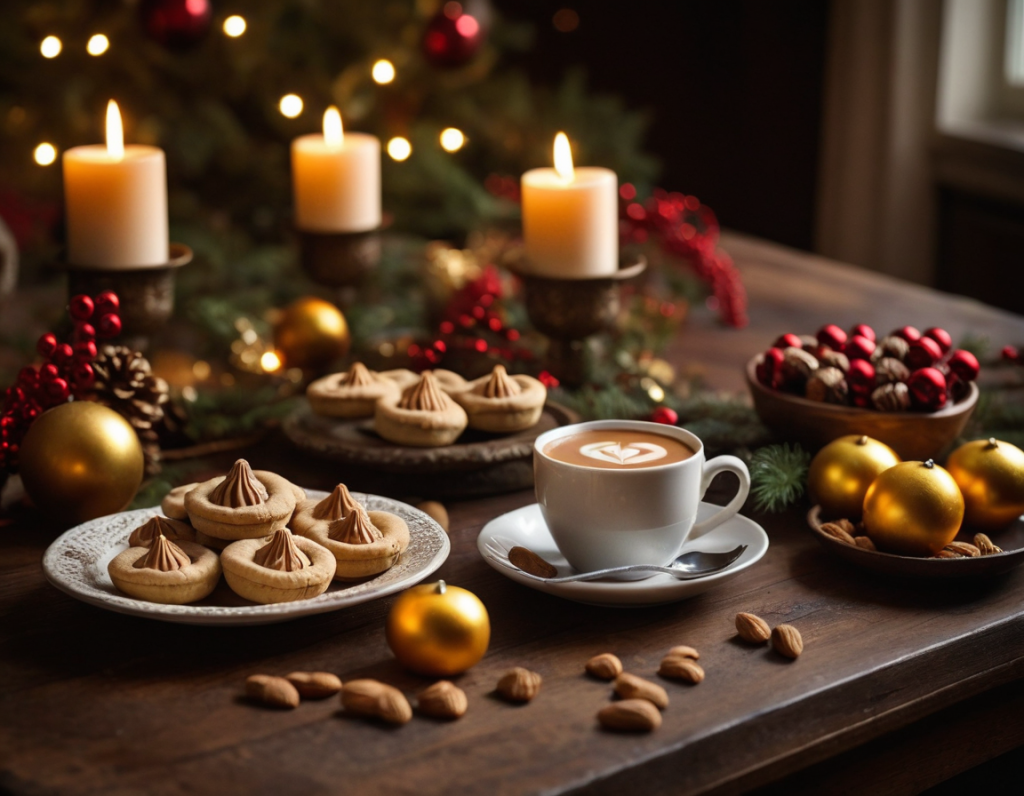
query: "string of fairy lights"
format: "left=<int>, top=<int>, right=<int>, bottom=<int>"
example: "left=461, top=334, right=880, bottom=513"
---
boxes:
left=29, top=13, right=467, bottom=167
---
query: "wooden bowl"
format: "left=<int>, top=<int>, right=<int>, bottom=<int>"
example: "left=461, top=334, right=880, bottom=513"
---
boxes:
left=745, top=356, right=978, bottom=459
left=807, top=505, right=1024, bottom=579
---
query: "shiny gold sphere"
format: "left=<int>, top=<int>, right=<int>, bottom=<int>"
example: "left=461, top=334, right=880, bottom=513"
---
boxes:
left=274, top=296, right=350, bottom=370
left=808, top=434, right=901, bottom=518
left=863, top=460, right=965, bottom=556
left=946, top=438, right=1024, bottom=531
left=19, top=402, right=144, bottom=526
left=386, top=580, right=490, bottom=676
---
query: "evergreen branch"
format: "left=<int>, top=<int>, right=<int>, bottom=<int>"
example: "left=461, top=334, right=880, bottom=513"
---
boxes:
left=749, top=443, right=811, bottom=513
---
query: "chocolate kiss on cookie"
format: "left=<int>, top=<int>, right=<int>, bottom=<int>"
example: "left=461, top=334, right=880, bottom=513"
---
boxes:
left=301, top=506, right=410, bottom=581
left=291, top=483, right=361, bottom=537
left=128, top=515, right=196, bottom=547
left=374, top=370, right=468, bottom=447
left=307, top=362, right=400, bottom=419
left=184, top=459, right=300, bottom=541
left=108, top=534, right=221, bottom=605
left=221, top=529, right=336, bottom=604
left=454, top=364, right=546, bottom=433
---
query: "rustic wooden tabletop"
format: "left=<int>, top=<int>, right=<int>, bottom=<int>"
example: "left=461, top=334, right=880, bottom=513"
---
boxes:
left=2, top=232, right=1023, bottom=796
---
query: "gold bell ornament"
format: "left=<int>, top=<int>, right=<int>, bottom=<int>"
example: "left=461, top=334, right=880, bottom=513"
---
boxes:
left=946, top=438, right=1024, bottom=531
left=808, top=434, right=901, bottom=518
left=274, top=296, right=350, bottom=370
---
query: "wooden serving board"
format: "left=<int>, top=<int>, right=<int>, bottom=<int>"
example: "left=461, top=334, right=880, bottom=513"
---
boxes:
left=282, top=400, right=579, bottom=497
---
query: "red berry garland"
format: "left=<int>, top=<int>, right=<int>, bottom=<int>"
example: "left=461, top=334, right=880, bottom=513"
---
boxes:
left=0, top=292, right=121, bottom=472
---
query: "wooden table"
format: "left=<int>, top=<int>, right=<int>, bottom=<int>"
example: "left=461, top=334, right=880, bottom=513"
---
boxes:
left=3, top=232, right=1024, bottom=795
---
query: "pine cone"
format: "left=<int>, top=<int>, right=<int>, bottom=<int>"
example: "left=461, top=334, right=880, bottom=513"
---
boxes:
left=91, top=345, right=169, bottom=474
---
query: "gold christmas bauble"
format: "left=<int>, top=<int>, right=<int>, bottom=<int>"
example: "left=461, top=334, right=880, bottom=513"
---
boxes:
left=808, top=435, right=901, bottom=518
left=386, top=580, right=490, bottom=676
left=946, top=438, right=1024, bottom=531
left=863, top=460, right=965, bottom=556
left=274, top=297, right=350, bottom=370
left=19, top=402, right=144, bottom=526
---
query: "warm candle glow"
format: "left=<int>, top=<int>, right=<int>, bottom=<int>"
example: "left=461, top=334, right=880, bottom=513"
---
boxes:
left=553, top=132, right=574, bottom=182
left=106, top=100, right=124, bottom=161
left=323, top=106, right=343, bottom=147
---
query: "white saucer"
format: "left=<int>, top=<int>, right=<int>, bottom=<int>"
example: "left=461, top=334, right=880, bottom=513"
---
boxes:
left=477, top=502, right=769, bottom=606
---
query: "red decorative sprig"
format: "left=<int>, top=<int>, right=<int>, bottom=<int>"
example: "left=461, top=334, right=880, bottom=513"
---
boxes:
left=0, top=292, right=121, bottom=472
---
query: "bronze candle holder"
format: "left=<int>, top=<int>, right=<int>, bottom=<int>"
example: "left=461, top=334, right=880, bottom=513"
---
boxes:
left=297, top=227, right=382, bottom=302
left=64, top=243, right=193, bottom=339
left=509, top=253, right=647, bottom=387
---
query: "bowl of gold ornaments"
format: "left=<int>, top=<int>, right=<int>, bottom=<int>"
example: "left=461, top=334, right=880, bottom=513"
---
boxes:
left=805, top=435, right=1024, bottom=578
left=746, top=323, right=979, bottom=460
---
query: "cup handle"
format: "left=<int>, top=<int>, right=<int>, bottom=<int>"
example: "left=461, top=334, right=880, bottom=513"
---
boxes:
left=688, top=455, right=751, bottom=540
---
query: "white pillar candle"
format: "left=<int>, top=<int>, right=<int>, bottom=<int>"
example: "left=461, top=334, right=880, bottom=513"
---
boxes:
left=291, top=107, right=381, bottom=233
left=63, top=101, right=169, bottom=268
left=521, top=133, right=618, bottom=278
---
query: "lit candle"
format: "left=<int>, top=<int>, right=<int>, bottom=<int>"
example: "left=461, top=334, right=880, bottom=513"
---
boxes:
left=62, top=100, right=169, bottom=268
left=521, top=133, right=618, bottom=278
left=291, top=107, right=381, bottom=233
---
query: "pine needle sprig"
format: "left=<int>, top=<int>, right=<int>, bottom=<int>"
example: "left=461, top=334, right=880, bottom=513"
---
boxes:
left=749, top=443, right=811, bottom=513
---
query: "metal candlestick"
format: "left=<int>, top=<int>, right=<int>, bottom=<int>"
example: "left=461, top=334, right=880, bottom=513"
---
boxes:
left=297, top=227, right=382, bottom=304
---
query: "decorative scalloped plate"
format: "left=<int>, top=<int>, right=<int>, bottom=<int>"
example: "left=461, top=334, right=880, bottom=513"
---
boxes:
left=42, top=490, right=450, bottom=625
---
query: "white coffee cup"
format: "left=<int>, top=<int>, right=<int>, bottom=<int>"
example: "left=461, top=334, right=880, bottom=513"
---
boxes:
left=534, top=420, right=751, bottom=573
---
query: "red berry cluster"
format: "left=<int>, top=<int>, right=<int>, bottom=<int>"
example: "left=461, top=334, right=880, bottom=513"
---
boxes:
left=0, top=292, right=121, bottom=472
left=1002, top=345, right=1024, bottom=366
left=755, top=323, right=979, bottom=413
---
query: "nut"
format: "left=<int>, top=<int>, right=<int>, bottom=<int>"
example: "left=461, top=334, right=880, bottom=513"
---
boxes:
left=417, top=680, right=468, bottom=720
left=614, top=673, right=669, bottom=709
left=735, top=612, right=771, bottom=644
left=507, top=547, right=558, bottom=579
left=598, top=699, right=662, bottom=732
left=772, top=624, right=804, bottom=659
left=585, top=653, right=623, bottom=680
left=416, top=501, right=449, bottom=532
left=341, top=679, right=412, bottom=724
left=245, top=674, right=300, bottom=709
left=658, top=657, right=704, bottom=684
left=820, top=522, right=855, bottom=545
left=974, top=533, right=1004, bottom=556
left=285, top=671, right=342, bottom=699
left=666, top=645, right=699, bottom=660
left=934, top=549, right=962, bottom=559
left=497, top=667, right=542, bottom=702
left=944, top=541, right=980, bottom=558
left=853, top=536, right=877, bottom=551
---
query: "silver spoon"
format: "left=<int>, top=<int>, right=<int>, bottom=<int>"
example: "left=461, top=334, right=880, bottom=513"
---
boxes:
left=484, top=542, right=747, bottom=583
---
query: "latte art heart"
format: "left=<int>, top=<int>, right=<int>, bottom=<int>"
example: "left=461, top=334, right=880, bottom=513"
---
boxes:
left=580, top=441, right=668, bottom=466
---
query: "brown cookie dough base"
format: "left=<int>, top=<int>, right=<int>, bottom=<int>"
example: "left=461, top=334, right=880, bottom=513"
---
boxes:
left=107, top=542, right=221, bottom=605
left=300, top=510, right=410, bottom=580
left=221, top=535, right=336, bottom=604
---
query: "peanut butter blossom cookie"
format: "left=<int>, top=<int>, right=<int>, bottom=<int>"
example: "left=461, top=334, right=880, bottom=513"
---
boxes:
left=453, top=364, right=546, bottom=433
left=128, top=515, right=196, bottom=547
left=221, top=529, right=336, bottom=604
left=108, top=534, right=221, bottom=605
left=299, top=504, right=410, bottom=580
left=307, top=362, right=401, bottom=419
left=160, top=482, right=200, bottom=521
left=374, top=370, right=468, bottom=447
left=290, top=482, right=360, bottom=537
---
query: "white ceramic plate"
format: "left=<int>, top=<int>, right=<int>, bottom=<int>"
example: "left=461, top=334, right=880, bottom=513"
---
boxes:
left=42, top=490, right=450, bottom=626
left=478, top=502, right=769, bottom=606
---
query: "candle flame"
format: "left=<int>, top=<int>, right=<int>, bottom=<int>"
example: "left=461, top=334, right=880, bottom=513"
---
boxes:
left=553, top=132, right=573, bottom=182
left=106, top=100, right=124, bottom=160
left=323, top=106, right=343, bottom=147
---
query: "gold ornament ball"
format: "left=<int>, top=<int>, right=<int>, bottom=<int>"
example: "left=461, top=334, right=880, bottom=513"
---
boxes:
left=946, top=438, right=1024, bottom=531
left=19, top=402, right=144, bottom=526
left=863, top=460, right=965, bottom=556
left=386, top=580, right=490, bottom=676
left=274, top=296, right=350, bottom=370
left=808, top=434, right=901, bottom=518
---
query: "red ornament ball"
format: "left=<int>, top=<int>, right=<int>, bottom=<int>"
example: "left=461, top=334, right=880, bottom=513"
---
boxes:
left=849, top=323, right=876, bottom=342
left=422, top=5, right=485, bottom=68
left=36, top=333, right=58, bottom=358
left=650, top=406, right=678, bottom=425
left=68, top=294, right=95, bottom=321
left=947, top=349, right=980, bottom=382
left=1002, top=345, right=1021, bottom=363
left=906, top=337, right=943, bottom=371
left=772, top=333, right=803, bottom=350
left=40, top=363, right=60, bottom=381
left=847, top=359, right=876, bottom=394
left=97, top=313, right=122, bottom=339
left=756, top=348, right=786, bottom=390
left=891, top=325, right=921, bottom=343
left=94, top=290, right=120, bottom=315
left=816, top=324, right=847, bottom=351
left=924, top=327, right=953, bottom=354
left=907, top=367, right=948, bottom=411
left=140, top=0, right=212, bottom=50
left=845, top=335, right=875, bottom=361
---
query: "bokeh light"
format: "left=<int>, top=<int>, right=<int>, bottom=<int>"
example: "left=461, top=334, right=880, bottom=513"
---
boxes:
left=279, top=94, right=304, bottom=118
left=260, top=351, right=282, bottom=372
left=387, top=137, right=412, bottom=161
left=86, top=34, right=109, bottom=56
left=33, top=143, right=57, bottom=166
left=223, top=15, right=247, bottom=37
left=40, top=36, right=62, bottom=58
left=440, top=127, right=465, bottom=152
left=553, top=9, right=580, bottom=32
left=372, top=59, right=395, bottom=84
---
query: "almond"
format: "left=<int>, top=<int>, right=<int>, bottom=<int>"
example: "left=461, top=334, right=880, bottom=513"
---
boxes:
left=658, top=657, right=704, bottom=684
left=735, top=612, right=771, bottom=644
left=285, top=671, right=342, bottom=699
left=585, top=653, right=623, bottom=680
left=245, top=674, right=300, bottom=709
left=614, top=672, right=669, bottom=709
left=497, top=667, right=542, bottom=702
left=854, top=536, right=877, bottom=551
left=417, top=501, right=449, bottom=532
left=772, top=624, right=803, bottom=659
left=934, top=549, right=962, bottom=559
left=666, top=645, right=699, bottom=660
left=598, top=699, right=662, bottom=732
left=820, top=522, right=855, bottom=545
left=417, top=681, right=468, bottom=719
left=974, top=533, right=1003, bottom=556
left=342, top=679, right=412, bottom=724
left=508, top=547, right=558, bottom=579
left=944, top=541, right=980, bottom=558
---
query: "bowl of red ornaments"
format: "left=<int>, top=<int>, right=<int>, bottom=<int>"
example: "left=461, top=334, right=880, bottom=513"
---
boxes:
left=745, top=323, right=979, bottom=460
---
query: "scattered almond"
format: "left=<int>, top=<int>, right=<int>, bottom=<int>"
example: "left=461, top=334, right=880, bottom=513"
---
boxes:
left=285, top=671, right=342, bottom=699
left=245, top=674, right=300, bottom=709
left=341, top=679, right=412, bottom=724
left=934, top=549, right=962, bottom=559
left=614, top=673, right=669, bottom=709
left=417, top=681, right=468, bottom=719
left=944, top=541, right=980, bottom=558
left=666, top=645, right=699, bottom=660
left=771, top=624, right=803, bottom=659
left=854, top=536, right=877, bottom=551
left=585, top=653, right=623, bottom=680
left=735, top=612, right=771, bottom=644
left=508, top=547, right=558, bottom=579
left=598, top=699, right=662, bottom=732
left=658, top=656, right=704, bottom=684
left=820, top=522, right=855, bottom=545
left=417, top=501, right=449, bottom=533
left=974, top=533, right=1003, bottom=556
left=497, top=667, right=542, bottom=702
